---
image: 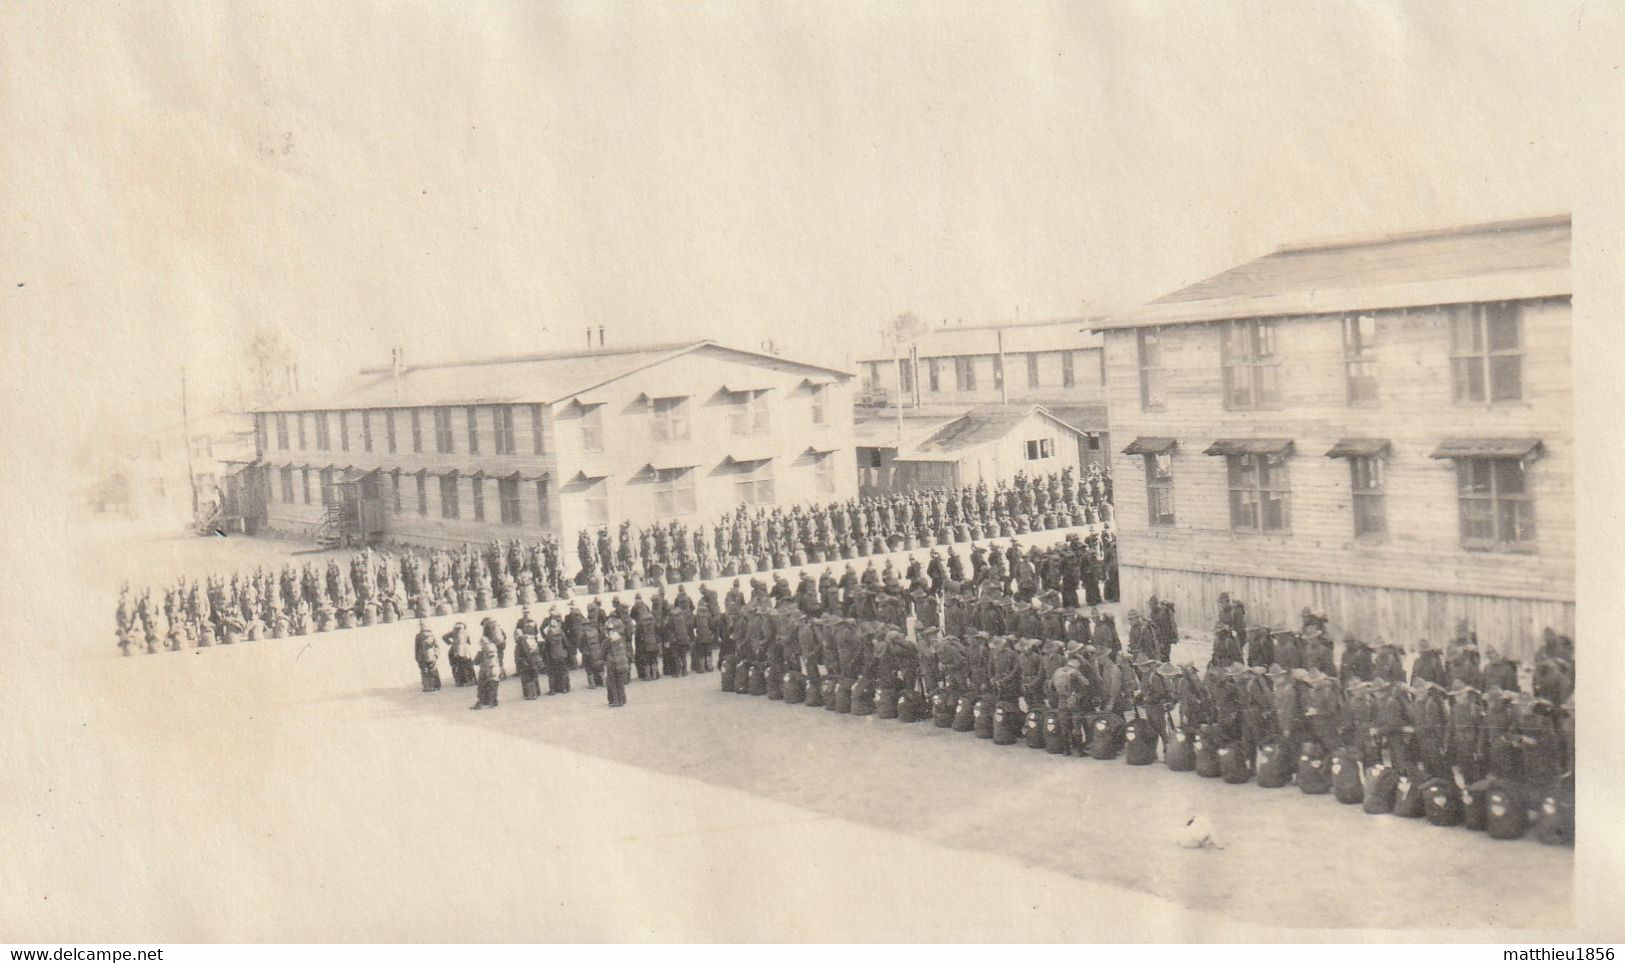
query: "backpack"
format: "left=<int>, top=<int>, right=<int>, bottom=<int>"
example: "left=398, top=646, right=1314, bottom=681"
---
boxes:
left=1257, top=743, right=1292, bottom=788
left=1044, top=708, right=1069, bottom=755
left=851, top=678, right=876, bottom=716
left=1362, top=764, right=1400, bottom=814
left=1330, top=748, right=1364, bottom=804
left=953, top=694, right=976, bottom=732
left=1421, top=778, right=1462, bottom=827
left=833, top=679, right=853, bottom=714
left=1296, top=742, right=1332, bottom=795
left=1166, top=726, right=1196, bottom=772
left=973, top=697, right=995, bottom=739
left=1219, top=740, right=1252, bottom=784
left=1193, top=725, right=1222, bottom=778
left=1087, top=712, right=1127, bottom=760
left=1533, top=775, right=1574, bottom=846
left=1391, top=770, right=1426, bottom=818
left=1485, top=781, right=1529, bottom=840
left=1124, top=718, right=1158, bottom=765
left=992, top=701, right=1020, bottom=745
left=1024, top=707, right=1048, bottom=749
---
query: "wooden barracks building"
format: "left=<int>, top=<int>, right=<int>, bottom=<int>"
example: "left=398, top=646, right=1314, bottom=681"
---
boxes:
left=1097, top=214, right=1573, bottom=657
left=246, top=340, right=856, bottom=547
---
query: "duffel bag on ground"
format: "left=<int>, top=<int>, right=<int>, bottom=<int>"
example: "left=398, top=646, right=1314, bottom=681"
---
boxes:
left=747, top=664, right=768, bottom=696
left=898, top=689, right=926, bottom=723
left=783, top=671, right=806, bottom=705
left=973, top=697, right=996, bottom=739
left=765, top=667, right=784, bottom=700
left=1193, top=726, right=1221, bottom=777
left=1485, top=780, right=1530, bottom=840
left=953, top=694, right=977, bottom=732
left=834, top=679, right=853, bottom=714
left=1391, top=770, right=1427, bottom=818
left=1257, top=743, right=1292, bottom=789
left=992, top=701, right=1021, bottom=745
left=1166, top=726, right=1196, bottom=772
left=1533, top=777, right=1574, bottom=846
left=1362, top=764, right=1400, bottom=814
left=1044, top=708, right=1069, bottom=755
left=1024, top=707, right=1047, bottom=749
left=1297, top=742, right=1332, bottom=795
left=1124, top=718, right=1158, bottom=766
left=1087, top=712, right=1127, bottom=760
left=1219, top=740, right=1252, bottom=784
left=1421, top=777, right=1463, bottom=827
left=876, top=686, right=899, bottom=719
left=719, top=656, right=737, bottom=692
left=1330, top=748, right=1364, bottom=804
left=804, top=675, right=825, bottom=707
left=933, top=689, right=956, bottom=728
left=851, top=678, right=875, bottom=716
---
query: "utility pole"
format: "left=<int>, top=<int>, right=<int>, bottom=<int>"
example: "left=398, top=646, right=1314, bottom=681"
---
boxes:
left=996, top=328, right=1008, bottom=406
left=181, top=366, right=199, bottom=519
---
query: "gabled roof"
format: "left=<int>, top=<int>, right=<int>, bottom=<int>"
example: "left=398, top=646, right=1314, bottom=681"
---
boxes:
left=1095, top=214, right=1571, bottom=330
left=253, top=340, right=852, bottom=413
left=895, top=404, right=1086, bottom=462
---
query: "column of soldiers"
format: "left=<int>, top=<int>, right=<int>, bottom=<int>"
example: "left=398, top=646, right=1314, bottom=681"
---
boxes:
left=117, top=466, right=1118, bottom=656
left=405, top=533, right=1119, bottom=712
left=719, top=574, right=1576, bottom=849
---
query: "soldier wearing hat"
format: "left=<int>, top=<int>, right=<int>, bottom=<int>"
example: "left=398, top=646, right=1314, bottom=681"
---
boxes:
left=471, top=633, right=501, bottom=709
left=604, top=622, right=630, bottom=707
left=413, top=619, right=441, bottom=692
left=1127, top=609, right=1158, bottom=662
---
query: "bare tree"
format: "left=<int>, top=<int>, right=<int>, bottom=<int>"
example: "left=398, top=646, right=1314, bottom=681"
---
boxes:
left=242, top=327, right=296, bottom=407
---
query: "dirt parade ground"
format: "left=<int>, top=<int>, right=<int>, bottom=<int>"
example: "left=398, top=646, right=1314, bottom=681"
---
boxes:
left=5, top=527, right=1575, bottom=941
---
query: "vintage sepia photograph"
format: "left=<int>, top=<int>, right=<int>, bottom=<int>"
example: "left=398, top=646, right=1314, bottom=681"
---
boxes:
left=3, top=0, right=1620, bottom=951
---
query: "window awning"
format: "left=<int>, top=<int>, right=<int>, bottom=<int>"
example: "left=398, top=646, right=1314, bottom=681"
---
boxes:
left=1429, top=438, right=1543, bottom=460
left=804, top=443, right=839, bottom=455
left=1203, top=438, right=1295, bottom=457
left=724, top=452, right=774, bottom=467
left=1121, top=436, right=1178, bottom=456
left=801, top=376, right=839, bottom=387
left=720, top=384, right=771, bottom=397
left=639, top=460, right=698, bottom=474
left=1325, top=438, right=1391, bottom=459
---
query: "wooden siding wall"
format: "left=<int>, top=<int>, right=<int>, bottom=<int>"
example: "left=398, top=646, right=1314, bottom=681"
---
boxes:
left=1103, top=297, right=1573, bottom=656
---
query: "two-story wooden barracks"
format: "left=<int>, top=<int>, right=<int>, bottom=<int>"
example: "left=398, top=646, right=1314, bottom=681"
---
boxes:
left=1097, top=214, right=1572, bottom=657
left=247, top=341, right=857, bottom=548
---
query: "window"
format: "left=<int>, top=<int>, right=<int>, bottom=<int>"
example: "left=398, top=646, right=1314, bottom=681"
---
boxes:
left=279, top=467, right=294, bottom=503
left=254, top=416, right=267, bottom=456
left=734, top=460, right=775, bottom=506
left=415, top=473, right=428, bottom=515
left=315, top=412, right=331, bottom=451
left=868, top=449, right=883, bottom=469
left=390, top=470, right=402, bottom=512
left=498, top=477, right=521, bottom=524
left=954, top=356, right=976, bottom=391
left=1343, top=314, right=1379, bottom=405
left=1145, top=453, right=1175, bottom=525
left=580, top=404, right=604, bottom=452
left=809, top=385, right=828, bottom=426
left=1450, top=302, right=1523, bottom=403
left=275, top=413, right=289, bottom=449
left=301, top=469, right=311, bottom=504
left=1024, top=438, right=1055, bottom=460
left=465, top=408, right=480, bottom=455
left=361, top=411, right=373, bottom=452
left=1137, top=328, right=1165, bottom=410
left=927, top=358, right=941, bottom=393
left=1062, top=350, right=1076, bottom=389
left=411, top=410, right=422, bottom=453
left=494, top=406, right=516, bottom=455
left=1457, top=458, right=1534, bottom=549
left=433, top=407, right=454, bottom=453
left=319, top=467, right=334, bottom=506
left=535, top=478, right=550, bottom=526
left=653, top=467, right=697, bottom=518
left=1227, top=454, right=1291, bottom=532
left=1220, top=319, right=1282, bottom=409
left=650, top=397, right=691, bottom=442
left=297, top=414, right=307, bottom=450
left=814, top=452, right=837, bottom=494
left=338, top=412, right=349, bottom=452
left=1349, top=455, right=1386, bottom=538
left=1027, top=353, right=1040, bottom=388
left=439, top=473, right=460, bottom=519
left=579, top=478, right=609, bottom=526
left=729, top=391, right=769, bottom=436
left=385, top=410, right=396, bottom=453
left=530, top=404, right=545, bottom=454
left=1086, top=434, right=1101, bottom=451
left=471, top=476, right=485, bottom=521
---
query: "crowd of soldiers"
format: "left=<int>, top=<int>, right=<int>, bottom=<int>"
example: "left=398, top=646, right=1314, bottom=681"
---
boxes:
left=114, top=466, right=1117, bottom=655
left=407, top=532, right=1124, bottom=710
left=716, top=582, right=1577, bottom=848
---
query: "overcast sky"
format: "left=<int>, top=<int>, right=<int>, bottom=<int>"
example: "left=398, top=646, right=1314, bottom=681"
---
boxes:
left=3, top=0, right=1584, bottom=432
